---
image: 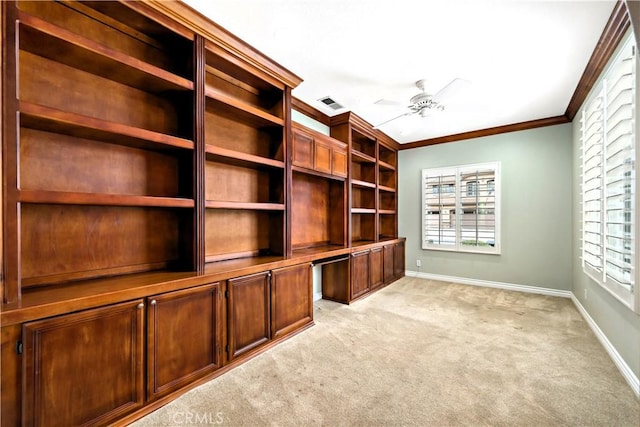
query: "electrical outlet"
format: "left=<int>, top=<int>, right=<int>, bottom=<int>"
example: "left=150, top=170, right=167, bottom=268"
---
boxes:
left=416, top=260, right=421, bottom=267
left=584, top=289, right=588, bottom=300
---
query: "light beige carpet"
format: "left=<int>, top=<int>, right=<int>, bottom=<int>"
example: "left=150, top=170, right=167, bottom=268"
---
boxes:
left=132, top=277, right=640, bottom=426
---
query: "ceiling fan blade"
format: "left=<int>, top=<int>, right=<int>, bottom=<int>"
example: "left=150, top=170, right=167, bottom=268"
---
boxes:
left=433, top=78, right=470, bottom=103
left=374, top=99, right=403, bottom=107
left=373, top=111, right=413, bottom=129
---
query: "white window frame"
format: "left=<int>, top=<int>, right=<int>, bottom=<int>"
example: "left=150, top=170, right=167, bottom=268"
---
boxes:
left=580, top=31, right=639, bottom=314
left=422, top=162, right=501, bottom=254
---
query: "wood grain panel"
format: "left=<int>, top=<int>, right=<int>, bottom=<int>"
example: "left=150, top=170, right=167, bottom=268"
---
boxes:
left=394, top=242, right=405, bottom=278
left=228, top=272, right=270, bottom=359
left=383, top=244, right=395, bottom=284
left=1, top=325, right=22, bottom=427
left=369, top=247, right=383, bottom=290
left=352, top=187, right=376, bottom=210
left=147, top=283, right=221, bottom=400
left=379, top=214, right=397, bottom=240
left=321, top=258, right=350, bottom=303
left=20, top=52, right=183, bottom=136
left=271, top=263, right=312, bottom=338
left=205, top=67, right=282, bottom=118
left=292, top=128, right=314, bottom=170
left=22, top=300, right=145, bottom=426
left=351, top=213, right=376, bottom=243
left=291, top=173, right=330, bottom=248
left=314, top=140, right=332, bottom=174
left=379, top=168, right=396, bottom=189
left=17, top=0, right=189, bottom=75
left=350, top=251, right=370, bottom=300
left=2, top=1, right=20, bottom=303
left=204, top=210, right=272, bottom=258
left=21, top=205, right=179, bottom=285
left=20, top=128, right=181, bottom=197
left=331, top=148, right=348, bottom=177
left=204, top=107, right=282, bottom=159
left=205, top=161, right=281, bottom=203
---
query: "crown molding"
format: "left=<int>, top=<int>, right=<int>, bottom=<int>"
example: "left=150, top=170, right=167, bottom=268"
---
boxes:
left=398, top=116, right=569, bottom=150
left=564, top=0, right=629, bottom=120
left=399, top=1, right=629, bottom=149
left=624, top=0, right=639, bottom=48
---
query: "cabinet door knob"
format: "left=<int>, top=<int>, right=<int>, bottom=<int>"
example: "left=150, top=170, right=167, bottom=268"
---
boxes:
left=137, top=303, right=144, bottom=309
left=150, top=299, right=157, bottom=305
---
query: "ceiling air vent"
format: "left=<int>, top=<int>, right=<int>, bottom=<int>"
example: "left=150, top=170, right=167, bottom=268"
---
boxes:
left=318, top=96, right=345, bottom=111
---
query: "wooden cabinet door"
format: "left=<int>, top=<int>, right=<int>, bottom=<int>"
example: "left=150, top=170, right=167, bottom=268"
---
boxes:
left=22, top=300, right=145, bottom=427
left=228, top=272, right=271, bottom=360
left=271, top=263, right=312, bottom=339
left=292, top=129, right=314, bottom=170
left=394, top=242, right=405, bottom=279
left=369, top=247, right=384, bottom=290
left=147, top=283, right=222, bottom=401
left=314, top=139, right=332, bottom=175
left=350, top=250, right=370, bottom=300
left=383, top=244, right=395, bottom=284
left=332, top=147, right=348, bottom=178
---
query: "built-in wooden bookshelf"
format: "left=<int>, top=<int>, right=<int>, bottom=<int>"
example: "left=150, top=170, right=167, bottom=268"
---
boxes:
left=203, top=41, right=287, bottom=263
left=330, top=112, right=399, bottom=245
left=377, top=137, right=398, bottom=240
left=0, top=2, right=404, bottom=426
left=8, top=1, right=197, bottom=295
left=291, top=124, right=348, bottom=254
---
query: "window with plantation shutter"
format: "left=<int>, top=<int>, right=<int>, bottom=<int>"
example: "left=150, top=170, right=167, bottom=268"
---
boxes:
left=580, top=33, right=638, bottom=312
left=422, top=162, right=500, bottom=254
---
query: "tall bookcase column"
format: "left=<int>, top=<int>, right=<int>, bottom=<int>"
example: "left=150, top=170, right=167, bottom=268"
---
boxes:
left=3, top=0, right=199, bottom=298
left=376, top=132, right=399, bottom=240
left=290, top=123, right=348, bottom=254
left=2, top=1, right=19, bottom=303
left=330, top=112, right=379, bottom=246
left=192, top=34, right=207, bottom=273
left=202, top=38, right=300, bottom=265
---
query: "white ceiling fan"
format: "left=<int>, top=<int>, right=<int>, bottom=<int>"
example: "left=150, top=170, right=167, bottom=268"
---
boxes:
left=373, top=78, right=470, bottom=129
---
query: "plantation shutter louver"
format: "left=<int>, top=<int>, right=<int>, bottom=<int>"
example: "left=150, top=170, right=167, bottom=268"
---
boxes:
left=580, top=33, right=637, bottom=311
left=581, top=89, right=605, bottom=272
left=604, top=40, right=635, bottom=289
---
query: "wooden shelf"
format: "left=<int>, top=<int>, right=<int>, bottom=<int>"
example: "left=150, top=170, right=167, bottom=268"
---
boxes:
left=378, top=160, right=396, bottom=171
left=18, top=12, right=193, bottom=94
left=352, top=179, right=376, bottom=189
left=19, top=190, right=194, bottom=208
left=205, top=86, right=283, bottom=127
left=292, top=165, right=346, bottom=181
left=352, top=208, right=376, bottom=214
left=20, top=101, right=194, bottom=151
left=205, top=145, right=285, bottom=169
left=292, top=245, right=347, bottom=258
left=379, top=209, right=396, bottom=215
left=379, top=185, right=396, bottom=193
left=351, top=149, right=376, bottom=163
left=205, top=201, right=285, bottom=211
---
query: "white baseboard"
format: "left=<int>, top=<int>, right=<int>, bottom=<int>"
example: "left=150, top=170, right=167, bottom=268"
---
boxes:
left=405, top=270, right=640, bottom=398
left=570, top=295, right=640, bottom=398
left=313, top=291, right=323, bottom=302
left=405, top=270, right=572, bottom=298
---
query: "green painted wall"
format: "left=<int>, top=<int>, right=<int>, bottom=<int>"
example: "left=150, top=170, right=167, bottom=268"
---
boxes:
left=398, top=124, right=573, bottom=290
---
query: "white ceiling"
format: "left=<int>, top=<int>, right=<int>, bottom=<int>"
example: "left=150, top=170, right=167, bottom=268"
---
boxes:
left=183, top=0, right=616, bottom=144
